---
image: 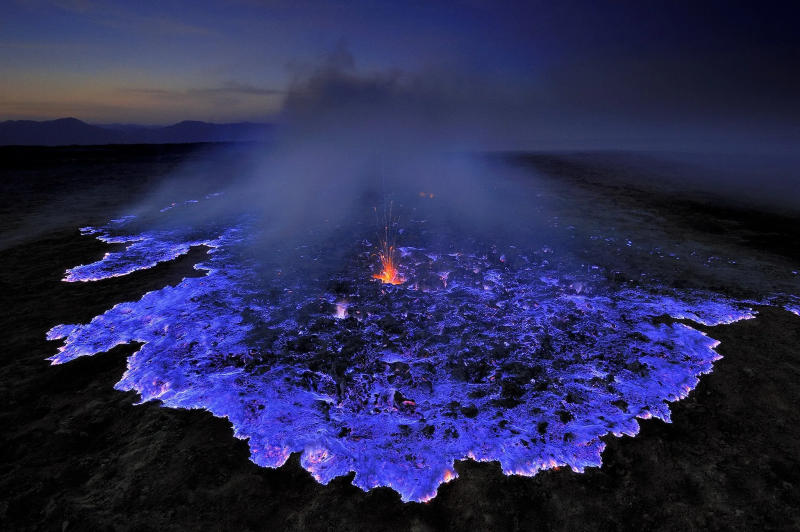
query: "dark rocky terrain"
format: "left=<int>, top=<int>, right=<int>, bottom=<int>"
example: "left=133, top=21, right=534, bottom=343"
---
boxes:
left=1, top=145, right=799, bottom=531
left=0, top=118, right=273, bottom=146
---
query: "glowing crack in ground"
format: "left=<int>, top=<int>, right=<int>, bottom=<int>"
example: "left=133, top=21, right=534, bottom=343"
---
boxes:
left=47, top=200, right=764, bottom=502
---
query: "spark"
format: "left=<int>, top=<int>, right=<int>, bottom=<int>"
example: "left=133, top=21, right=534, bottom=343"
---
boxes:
left=372, top=200, right=405, bottom=285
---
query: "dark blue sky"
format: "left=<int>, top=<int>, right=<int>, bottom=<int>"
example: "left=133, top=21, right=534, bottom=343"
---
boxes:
left=1, top=0, right=797, bottom=148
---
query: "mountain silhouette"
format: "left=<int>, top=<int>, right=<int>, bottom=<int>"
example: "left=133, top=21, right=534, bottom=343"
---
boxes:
left=0, top=118, right=273, bottom=146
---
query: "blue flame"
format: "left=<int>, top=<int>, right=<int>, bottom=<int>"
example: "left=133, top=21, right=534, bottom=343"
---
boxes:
left=47, top=197, right=767, bottom=502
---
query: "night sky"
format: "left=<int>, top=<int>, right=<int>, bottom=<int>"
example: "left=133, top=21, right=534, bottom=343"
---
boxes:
left=1, top=0, right=798, bottom=149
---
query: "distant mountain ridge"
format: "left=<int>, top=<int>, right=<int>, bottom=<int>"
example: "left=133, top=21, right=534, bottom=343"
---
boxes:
left=0, top=117, right=273, bottom=146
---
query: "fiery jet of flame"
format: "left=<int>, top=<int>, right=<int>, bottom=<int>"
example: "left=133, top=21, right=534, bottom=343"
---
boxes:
left=373, top=201, right=405, bottom=285
left=373, top=243, right=404, bottom=285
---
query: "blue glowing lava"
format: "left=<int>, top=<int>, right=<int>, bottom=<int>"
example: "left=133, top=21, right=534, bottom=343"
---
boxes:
left=48, top=197, right=765, bottom=502
left=784, top=295, right=800, bottom=317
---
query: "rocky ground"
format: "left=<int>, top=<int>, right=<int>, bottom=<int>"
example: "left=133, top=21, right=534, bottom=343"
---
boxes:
left=1, top=146, right=799, bottom=531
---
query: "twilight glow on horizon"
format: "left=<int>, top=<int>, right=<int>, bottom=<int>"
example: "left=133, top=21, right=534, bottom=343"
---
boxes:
left=1, top=0, right=797, bottom=152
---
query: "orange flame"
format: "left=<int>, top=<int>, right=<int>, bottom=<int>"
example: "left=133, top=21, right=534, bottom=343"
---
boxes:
left=372, top=201, right=405, bottom=285
left=373, top=244, right=404, bottom=285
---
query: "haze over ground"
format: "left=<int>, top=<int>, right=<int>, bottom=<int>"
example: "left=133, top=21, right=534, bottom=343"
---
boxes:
left=1, top=1, right=798, bottom=211
left=1, top=1, right=797, bottom=150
